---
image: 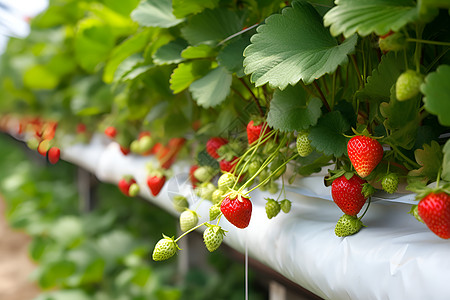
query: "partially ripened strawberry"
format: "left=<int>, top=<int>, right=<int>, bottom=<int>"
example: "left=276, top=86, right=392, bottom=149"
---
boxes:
left=378, top=31, right=406, bottom=53
left=247, top=120, right=271, bottom=144
left=118, top=176, right=137, bottom=197
left=396, top=70, right=423, bottom=101
left=347, top=135, right=383, bottom=178
left=331, top=174, right=367, bottom=216
left=206, top=137, right=228, bottom=159
left=265, top=198, right=281, bottom=219
left=381, top=173, right=399, bottom=194
left=179, top=209, right=199, bottom=232
left=104, top=126, right=117, bottom=138
left=334, top=214, right=364, bottom=237
left=147, top=174, right=166, bottom=196
left=119, top=145, right=130, bottom=156
left=203, top=224, right=226, bottom=252
left=296, top=130, right=313, bottom=157
left=152, top=234, right=180, bottom=261
left=37, top=139, right=51, bottom=156
left=220, top=193, right=252, bottom=229
left=189, top=165, right=199, bottom=188
left=47, top=147, right=60, bottom=164
left=219, top=157, right=238, bottom=173
left=418, top=192, right=450, bottom=239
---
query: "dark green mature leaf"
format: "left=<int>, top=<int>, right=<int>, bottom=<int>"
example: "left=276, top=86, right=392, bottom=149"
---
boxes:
left=103, top=30, right=151, bottom=83
left=267, top=85, right=322, bottom=132
left=153, top=38, right=188, bottom=65
left=409, top=141, right=443, bottom=181
left=172, top=0, right=220, bottom=18
left=323, top=0, right=419, bottom=38
left=243, top=0, right=357, bottom=89
left=181, top=8, right=242, bottom=46
left=189, top=66, right=232, bottom=108
left=442, top=139, right=450, bottom=182
left=380, top=86, right=420, bottom=129
left=217, top=35, right=251, bottom=77
left=131, top=0, right=184, bottom=28
left=421, top=64, right=450, bottom=126
left=309, top=111, right=350, bottom=157
left=170, top=60, right=211, bottom=93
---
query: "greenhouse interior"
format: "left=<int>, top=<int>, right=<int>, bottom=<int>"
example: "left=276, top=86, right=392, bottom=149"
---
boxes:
left=0, top=0, right=450, bottom=299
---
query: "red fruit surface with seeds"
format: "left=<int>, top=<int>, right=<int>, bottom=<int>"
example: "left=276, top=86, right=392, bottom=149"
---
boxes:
left=118, top=178, right=136, bottom=197
left=48, top=147, right=60, bottom=164
left=219, top=157, right=238, bottom=173
left=331, top=175, right=367, bottom=216
left=418, top=192, right=450, bottom=239
left=347, top=135, right=383, bottom=178
left=247, top=120, right=270, bottom=144
left=220, top=195, right=252, bottom=229
left=147, top=175, right=166, bottom=196
left=206, top=137, right=228, bottom=159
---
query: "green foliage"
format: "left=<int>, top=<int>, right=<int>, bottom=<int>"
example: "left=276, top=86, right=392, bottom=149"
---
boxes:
left=409, top=141, right=443, bottom=182
left=421, top=65, right=450, bottom=126
left=189, top=67, right=232, bottom=108
left=131, top=0, right=184, bottom=28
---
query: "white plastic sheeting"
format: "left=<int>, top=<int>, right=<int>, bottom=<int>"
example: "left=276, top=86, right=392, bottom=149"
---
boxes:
left=60, top=135, right=450, bottom=300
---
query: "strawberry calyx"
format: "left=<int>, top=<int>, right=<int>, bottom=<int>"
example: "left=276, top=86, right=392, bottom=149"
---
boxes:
left=222, top=189, right=248, bottom=203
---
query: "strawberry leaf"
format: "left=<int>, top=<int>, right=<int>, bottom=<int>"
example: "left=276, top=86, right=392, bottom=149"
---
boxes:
left=421, top=64, right=450, bottom=126
left=169, top=61, right=212, bottom=93
left=189, top=66, right=232, bottom=108
left=181, top=8, right=242, bottom=46
left=323, top=0, right=419, bottom=38
left=181, top=44, right=217, bottom=59
left=409, top=141, right=443, bottom=182
left=131, top=0, right=184, bottom=28
left=153, top=38, right=188, bottom=65
left=266, top=85, right=322, bottom=132
left=172, top=0, right=220, bottom=18
left=442, top=139, right=450, bottom=182
left=217, top=35, right=252, bottom=77
left=243, top=0, right=357, bottom=89
left=309, top=111, right=350, bottom=157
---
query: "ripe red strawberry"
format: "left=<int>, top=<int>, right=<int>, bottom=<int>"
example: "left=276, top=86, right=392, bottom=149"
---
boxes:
left=219, top=157, right=238, bottom=173
left=118, top=177, right=137, bottom=197
left=147, top=174, right=166, bottom=196
left=331, top=175, right=367, bottom=216
left=76, top=123, right=86, bottom=134
left=418, top=192, right=450, bottom=239
left=119, top=145, right=130, bottom=156
left=157, top=138, right=186, bottom=169
left=220, top=193, right=252, bottom=229
left=347, top=135, right=383, bottom=178
left=42, top=121, right=58, bottom=140
left=206, top=137, right=228, bottom=159
left=189, top=165, right=199, bottom=188
left=247, top=120, right=271, bottom=145
left=104, top=126, right=117, bottom=138
left=48, top=147, right=60, bottom=164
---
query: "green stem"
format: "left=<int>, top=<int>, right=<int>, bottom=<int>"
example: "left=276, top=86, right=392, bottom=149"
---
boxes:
left=313, top=81, right=331, bottom=112
left=414, top=24, right=424, bottom=73
left=407, top=38, right=450, bottom=47
left=331, top=70, right=337, bottom=110
left=389, top=143, right=421, bottom=169
left=174, top=221, right=208, bottom=243
left=436, top=166, right=442, bottom=188
left=358, top=197, right=371, bottom=221
left=350, top=54, right=364, bottom=88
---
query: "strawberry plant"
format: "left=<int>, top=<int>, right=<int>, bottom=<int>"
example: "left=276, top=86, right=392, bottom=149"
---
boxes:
left=0, top=0, right=449, bottom=263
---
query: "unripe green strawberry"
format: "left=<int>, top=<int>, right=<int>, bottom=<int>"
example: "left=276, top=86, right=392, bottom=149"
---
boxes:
left=193, top=166, right=215, bottom=183
left=128, top=183, right=140, bottom=197
left=265, top=198, right=281, bottom=219
left=378, top=31, right=406, bottom=53
left=381, top=173, right=399, bottom=194
left=152, top=235, right=180, bottom=261
left=203, top=225, right=226, bottom=252
left=139, top=135, right=154, bottom=152
left=334, top=214, right=364, bottom=237
left=247, top=160, right=261, bottom=178
left=280, top=199, right=292, bottom=213
left=209, top=204, right=221, bottom=221
left=268, top=180, right=279, bottom=194
left=270, top=155, right=286, bottom=179
left=218, top=173, right=236, bottom=191
left=179, top=209, right=199, bottom=232
left=172, top=195, right=189, bottom=213
left=296, top=131, right=313, bottom=157
left=195, top=182, right=216, bottom=201
left=130, top=140, right=142, bottom=153
left=212, top=189, right=224, bottom=205
left=396, top=70, right=423, bottom=101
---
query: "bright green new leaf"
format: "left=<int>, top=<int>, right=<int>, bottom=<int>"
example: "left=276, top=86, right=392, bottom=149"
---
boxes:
left=153, top=38, right=188, bottom=65
left=181, top=8, right=242, bottom=46
left=170, top=60, right=211, bottom=93
left=172, top=0, right=220, bottom=18
left=189, top=66, right=232, bottom=108
left=23, top=65, right=59, bottom=90
left=103, top=30, right=151, bottom=83
left=409, top=141, right=443, bottom=181
left=442, top=139, right=450, bottom=182
left=267, top=85, right=322, bottom=132
left=74, top=19, right=116, bottom=73
left=217, top=35, right=251, bottom=77
left=83, top=2, right=137, bottom=36
left=421, top=65, right=450, bottom=126
left=131, top=0, right=184, bottom=28
left=181, top=44, right=216, bottom=59
left=243, top=0, right=357, bottom=89
left=309, top=111, right=350, bottom=157
left=323, top=0, right=419, bottom=38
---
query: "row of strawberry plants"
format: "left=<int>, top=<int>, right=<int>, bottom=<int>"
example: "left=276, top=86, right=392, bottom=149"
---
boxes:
left=0, top=0, right=450, bottom=261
